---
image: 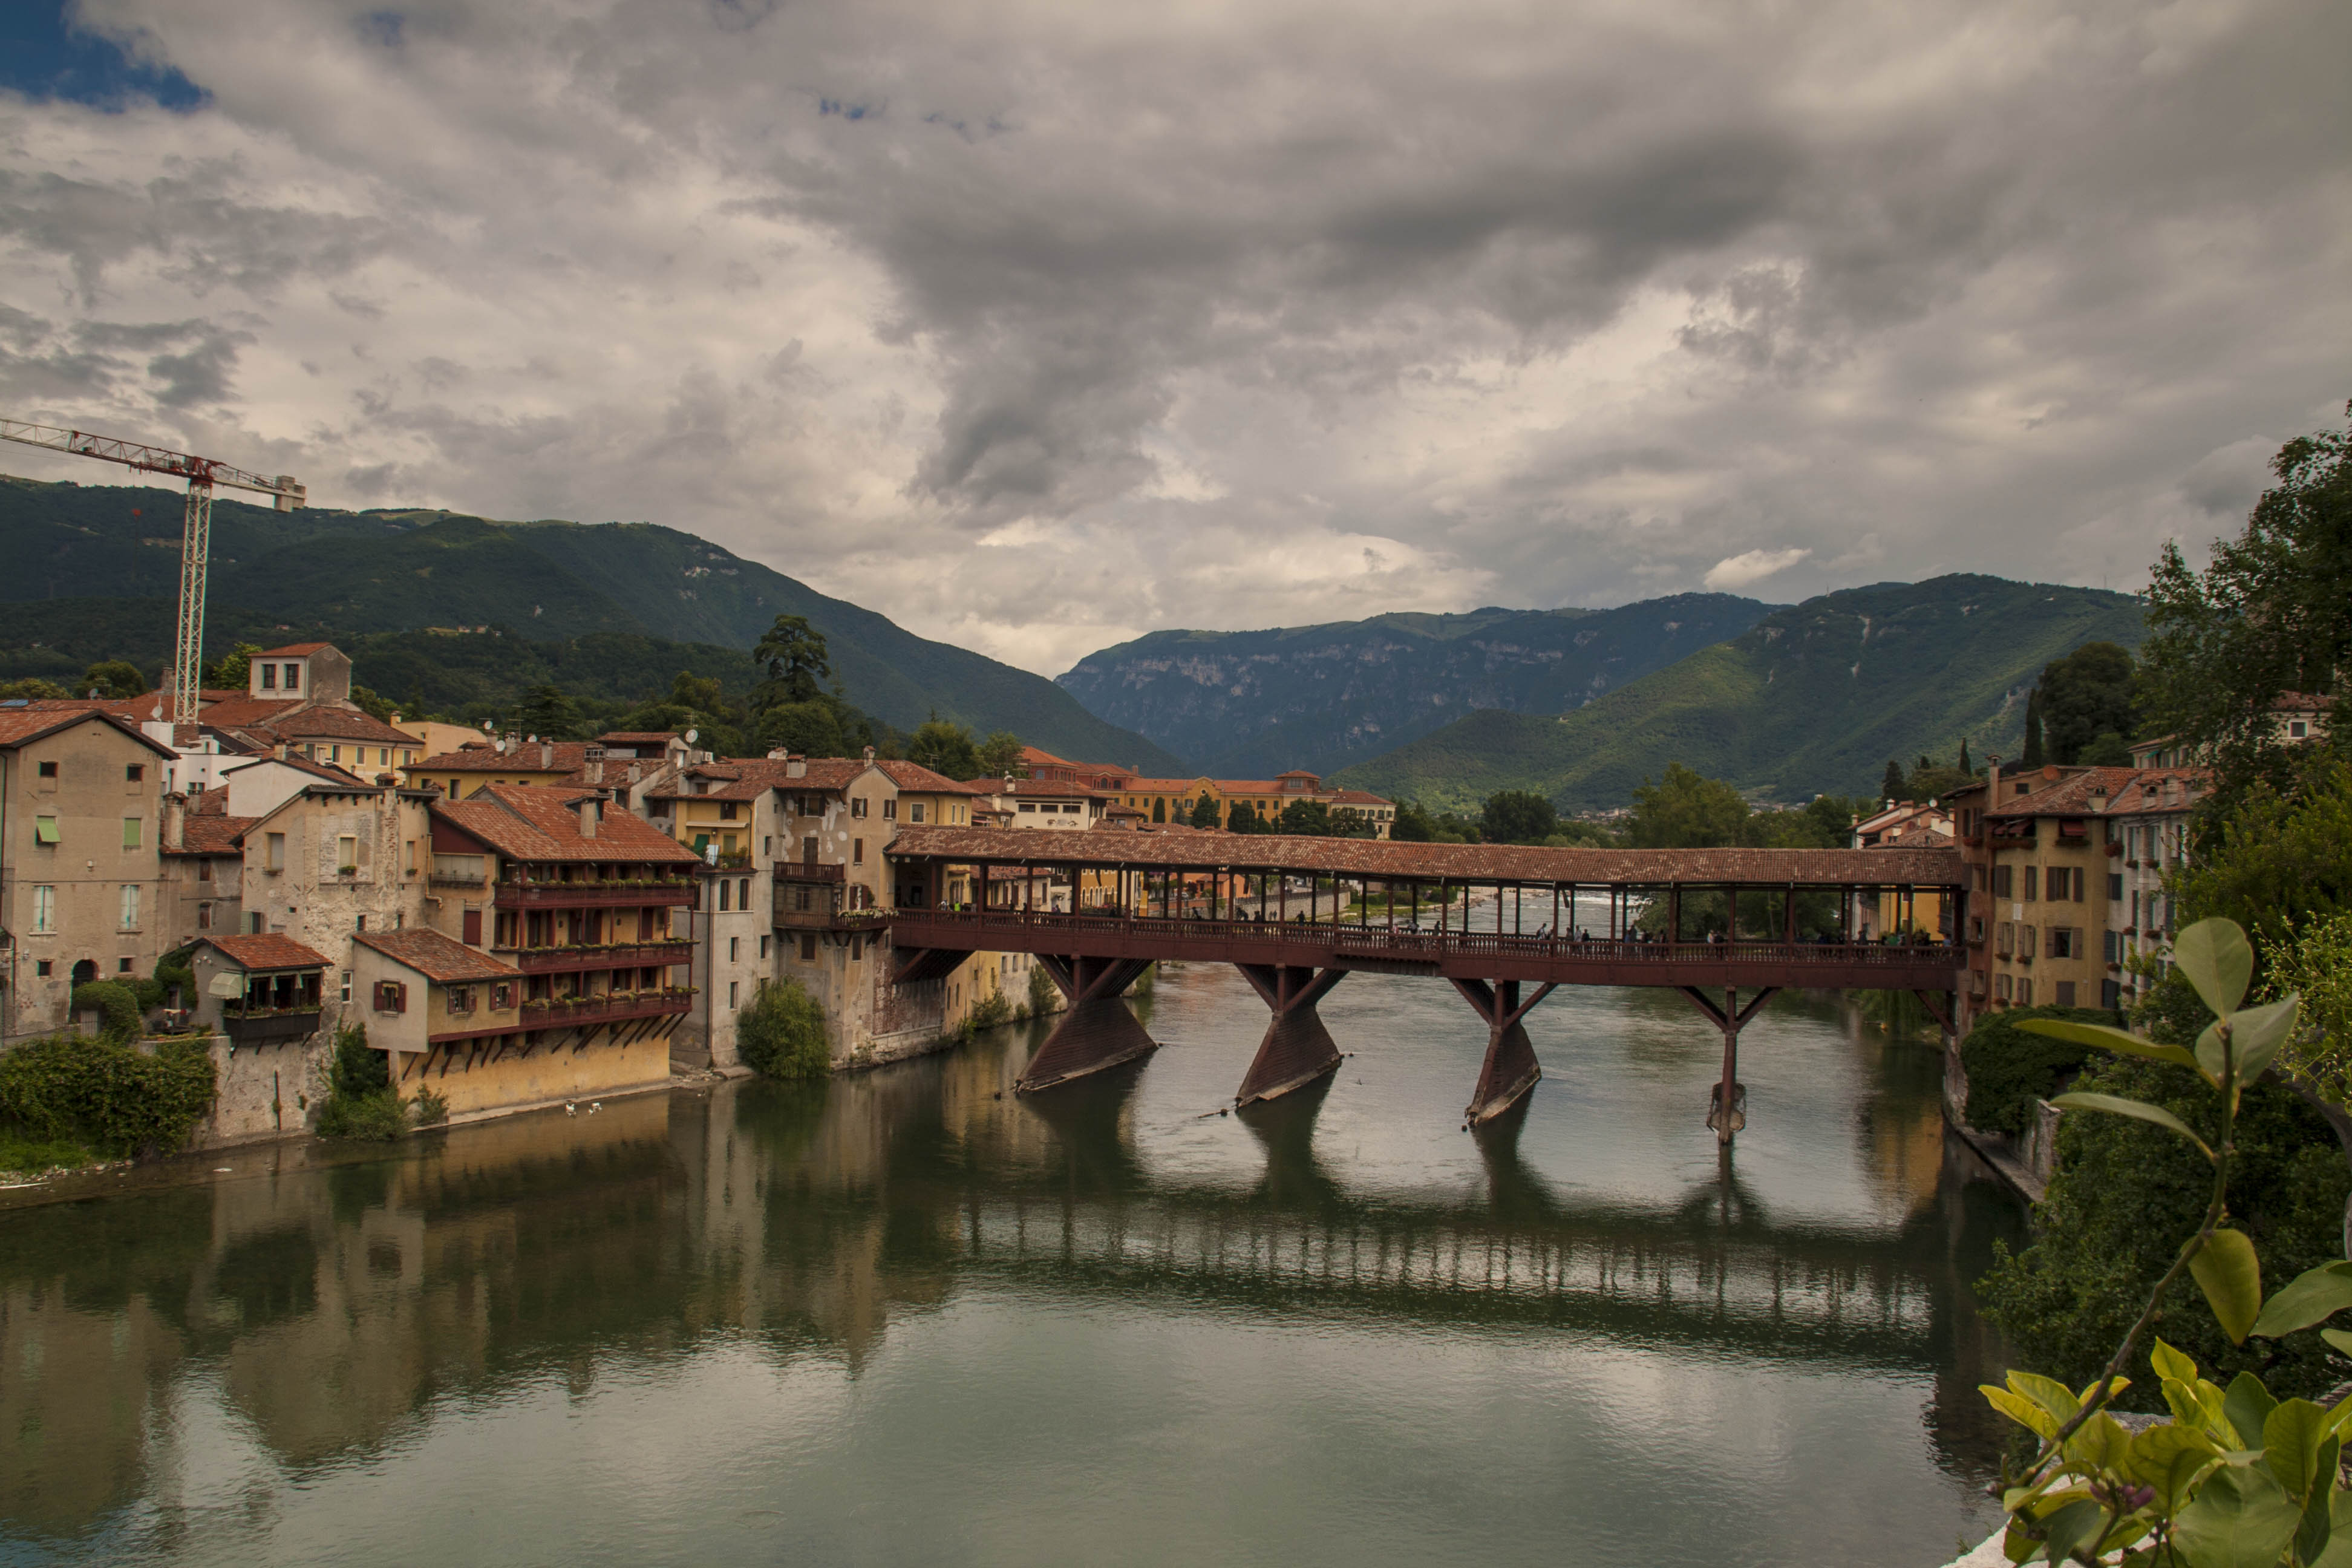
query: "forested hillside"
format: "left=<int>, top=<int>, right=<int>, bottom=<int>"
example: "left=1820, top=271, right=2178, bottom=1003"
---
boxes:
left=0, top=475, right=1178, bottom=770
left=1337, top=575, right=2146, bottom=810
left=1057, top=593, right=1771, bottom=776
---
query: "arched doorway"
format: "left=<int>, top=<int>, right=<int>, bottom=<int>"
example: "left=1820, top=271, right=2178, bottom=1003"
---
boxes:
left=70, top=958, right=96, bottom=987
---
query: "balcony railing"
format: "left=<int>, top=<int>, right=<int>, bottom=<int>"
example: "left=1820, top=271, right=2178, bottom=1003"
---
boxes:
left=495, top=879, right=697, bottom=908
left=509, top=940, right=694, bottom=974
left=517, top=990, right=696, bottom=1028
left=773, top=861, right=846, bottom=883
left=223, top=1008, right=322, bottom=1046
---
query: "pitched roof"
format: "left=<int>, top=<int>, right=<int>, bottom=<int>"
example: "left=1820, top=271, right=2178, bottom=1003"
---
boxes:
left=872, top=758, right=991, bottom=794
left=597, top=731, right=683, bottom=746
left=1325, top=789, right=1393, bottom=806
left=887, top=823, right=1966, bottom=887
left=169, top=812, right=261, bottom=855
left=2105, top=768, right=2213, bottom=816
left=352, top=928, right=520, bottom=984
left=648, top=756, right=989, bottom=803
left=0, top=705, right=178, bottom=756
left=434, top=783, right=700, bottom=864
left=258, top=705, right=416, bottom=745
left=257, top=642, right=335, bottom=657
left=192, top=694, right=302, bottom=730
left=194, top=933, right=331, bottom=970
left=1990, top=766, right=2142, bottom=818
left=414, top=740, right=593, bottom=773
left=222, top=752, right=374, bottom=789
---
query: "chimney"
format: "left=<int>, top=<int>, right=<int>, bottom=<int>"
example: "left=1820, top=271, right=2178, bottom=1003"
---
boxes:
left=627, top=761, right=642, bottom=784
left=584, top=743, right=606, bottom=785
left=540, top=741, right=554, bottom=769
left=863, top=745, right=875, bottom=762
left=273, top=740, right=289, bottom=761
left=163, top=792, right=186, bottom=852
left=580, top=797, right=598, bottom=839
left=786, top=754, right=806, bottom=780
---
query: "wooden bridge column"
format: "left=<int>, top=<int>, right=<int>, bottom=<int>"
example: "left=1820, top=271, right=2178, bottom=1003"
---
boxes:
left=1451, top=978, right=1558, bottom=1125
left=1016, top=955, right=1159, bottom=1093
left=1232, top=964, right=1348, bottom=1105
left=1678, top=986, right=1779, bottom=1143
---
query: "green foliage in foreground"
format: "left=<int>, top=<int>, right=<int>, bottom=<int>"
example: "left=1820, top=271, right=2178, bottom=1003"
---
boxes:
left=0, top=1033, right=216, bottom=1158
left=1977, top=917, right=2352, bottom=1566
left=737, top=980, right=831, bottom=1079
left=1026, top=962, right=1059, bottom=1020
left=1959, top=1004, right=2119, bottom=1135
left=316, top=1022, right=408, bottom=1142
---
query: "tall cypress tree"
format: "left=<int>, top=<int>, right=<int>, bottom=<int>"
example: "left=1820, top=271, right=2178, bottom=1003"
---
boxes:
left=1958, top=736, right=1973, bottom=776
left=2021, top=689, right=2047, bottom=768
left=1880, top=758, right=1907, bottom=803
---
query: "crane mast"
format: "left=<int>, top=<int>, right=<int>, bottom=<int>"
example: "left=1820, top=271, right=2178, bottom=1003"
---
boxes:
left=0, top=417, right=304, bottom=729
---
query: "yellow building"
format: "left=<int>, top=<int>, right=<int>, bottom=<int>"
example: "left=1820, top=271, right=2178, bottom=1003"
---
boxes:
left=1982, top=766, right=2136, bottom=1011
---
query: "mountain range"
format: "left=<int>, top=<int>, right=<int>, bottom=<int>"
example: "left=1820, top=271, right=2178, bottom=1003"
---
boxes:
left=1326, top=575, right=2148, bottom=810
left=0, top=476, right=1181, bottom=772
left=1055, top=593, right=1774, bottom=780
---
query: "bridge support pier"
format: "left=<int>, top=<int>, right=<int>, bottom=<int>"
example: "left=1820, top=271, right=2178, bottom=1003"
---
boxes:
left=1017, top=956, right=1158, bottom=1093
left=1678, top=987, right=1779, bottom=1143
left=1233, top=965, right=1348, bottom=1105
left=1452, top=979, right=1557, bottom=1125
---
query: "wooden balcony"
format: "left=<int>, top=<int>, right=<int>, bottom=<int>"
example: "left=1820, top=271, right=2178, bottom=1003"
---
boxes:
left=223, top=1008, right=322, bottom=1047
left=517, top=991, right=695, bottom=1028
left=509, top=941, right=694, bottom=975
left=495, top=879, right=697, bottom=909
left=773, top=861, right=845, bottom=883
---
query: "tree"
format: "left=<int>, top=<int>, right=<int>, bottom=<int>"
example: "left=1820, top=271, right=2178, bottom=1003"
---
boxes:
left=206, top=642, right=262, bottom=689
left=671, top=670, right=725, bottom=714
left=1480, top=789, right=1557, bottom=844
left=0, top=677, right=70, bottom=701
left=1273, top=799, right=1335, bottom=836
left=1878, top=759, right=1906, bottom=803
left=514, top=684, right=583, bottom=741
left=1625, top=763, right=1749, bottom=848
left=2077, top=731, right=2132, bottom=766
left=1187, top=792, right=1223, bottom=829
left=974, top=731, right=1024, bottom=781
left=736, top=979, right=831, bottom=1079
left=750, top=615, right=831, bottom=710
left=349, top=684, right=400, bottom=723
left=1956, top=736, right=1973, bottom=775
left=2036, top=641, right=2137, bottom=765
left=755, top=701, right=847, bottom=759
left=1226, top=802, right=1270, bottom=834
left=80, top=660, right=146, bottom=699
left=2020, top=688, right=2046, bottom=767
left=908, top=715, right=979, bottom=780
left=2139, top=403, right=2351, bottom=798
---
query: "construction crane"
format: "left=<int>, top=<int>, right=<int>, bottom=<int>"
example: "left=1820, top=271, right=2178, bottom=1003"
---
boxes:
left=0, top=417, right=304, bottom=730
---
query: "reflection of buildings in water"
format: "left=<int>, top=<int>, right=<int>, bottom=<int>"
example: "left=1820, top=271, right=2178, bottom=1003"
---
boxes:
left=0, top=1012, right=2026, bottom=1541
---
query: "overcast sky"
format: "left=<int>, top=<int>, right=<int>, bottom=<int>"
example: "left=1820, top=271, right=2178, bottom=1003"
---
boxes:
left=1, top=0, right=2345, bottom=676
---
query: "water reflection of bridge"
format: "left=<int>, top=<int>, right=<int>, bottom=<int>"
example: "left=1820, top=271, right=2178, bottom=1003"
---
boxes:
left=884, top=828, right=1965, bottom=1134
left=0, top=1026, right=2021, bottom=1546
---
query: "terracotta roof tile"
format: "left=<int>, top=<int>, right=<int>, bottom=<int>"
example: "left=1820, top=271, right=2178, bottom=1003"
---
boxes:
left=435, top=783, right=700, bottom=864
left=1990, top=766, right=2143, bottom=818
left=414, top=740, right=592, bottom=773
left=597, top=731, right=684, bottom=746
left=256, top=642, right=334, bottom=657
left=353, top=928, right=521, bottom=984
left=888, top=824, right=1965, bottom=886
left=194, top=694, right=302, bottom=730
left=258, top=705, right=417, bottom=745
left=2105, top=768, right=2213, bottom=815
left=169, top=814, right=260, bottom=855
left=0, top=706, right=177, bottom=755
left=194, top=933, right=331, bottom=970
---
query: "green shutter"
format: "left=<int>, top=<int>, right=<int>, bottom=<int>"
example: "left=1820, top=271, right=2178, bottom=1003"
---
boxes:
left=34, top=816, right=59, bottom=845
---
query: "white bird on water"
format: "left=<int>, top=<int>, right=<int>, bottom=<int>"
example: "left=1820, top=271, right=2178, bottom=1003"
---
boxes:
left=565, top=1100, right=577, bottom=1117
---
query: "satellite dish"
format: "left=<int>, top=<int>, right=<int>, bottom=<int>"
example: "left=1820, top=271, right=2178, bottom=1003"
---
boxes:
left=526, top=733, right=537, bottom=743
left=481, top=719, right=494, bottom=731
left=685, top=728, right=698, bottom=744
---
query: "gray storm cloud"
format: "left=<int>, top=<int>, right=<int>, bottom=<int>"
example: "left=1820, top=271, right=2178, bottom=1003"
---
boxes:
left=0, top=0, right=2345, bottom=675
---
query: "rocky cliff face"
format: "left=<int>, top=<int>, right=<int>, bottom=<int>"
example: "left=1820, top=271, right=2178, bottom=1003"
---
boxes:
left=1056, top=594, right=1773, bottom=776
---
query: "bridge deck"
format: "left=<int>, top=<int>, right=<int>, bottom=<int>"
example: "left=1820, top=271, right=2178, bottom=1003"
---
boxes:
left=889, top=909, right=1964, bottom=991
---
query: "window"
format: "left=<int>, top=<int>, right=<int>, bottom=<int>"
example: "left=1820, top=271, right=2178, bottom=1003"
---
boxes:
left=2291, top=720, right=2309, bottom=739
left=1019, top=802, right=1037, bottom=812
left=728, top=981, right=740, bottom=1009
left=738, top=877, right=750, bottom=909
left=245, top=911, right=264, bottom=933
left=1996, top=921, right=2013, bottom=958
left=759, top=934, right=769, bottom=959
left=34, top=815, right=59, bottom=845
left=2103, top=930, right=2120, bottom=962
left=447, top=986, right=474, bottom=1015
left=800, top=934, right=816, bottom=961
left=282, top=663, right=301, bottom=691
left=122, top=817, right=142, bottom=849
left=338, top=835, right=358, bottom=872
left=36, top=760, right=57, bottom=779
left=763, top=836, right=773, bottom=857
left=266, top=832, right=286, bottom=873
left=852, top=838, right=864, bottom=864
left=1993, top=865, right=2012, bottom=898
left=2018, top=978, right=2034, bottom=1006
left=119, top=957, right=133, bottom=973
left=2107, top=872, right=2123, bottom=900
left=2023, top=866, right=2038, bottom=901
left=492, top=982, right=514, bottom=1010
left=260, top=664, right=276, bottom=689
left=2048, top=927, right=2078, bottom=959
left=729, top=936, right=740, bottom=962
left=374, top=981, right=407, bottom=1013
left=909, top=802, right=926, bottom=824
left=198, top=901, right=213, bottom=930
left=719, top=802, right=739, bottom=820
left=126, top=764, right=143, bottom=782
left=462, top=909, right=483, bottom=946
left=882, top=797, right=898, bottom=820
left=406, top=840, right=417, bottom=875
left=851, top=797, right=869, bottom=819
left=356, top=914, right=367, bottom=932
left=35, top=960, right=51, bottom=978
left=718, top=879, right=732, bottom=912
left=198, top=858, right=213, bottom=882
left=119, top=883, right=140, bottom=930
left=31, top=884, right=54, bottom=933
left=2055, top=981, right=2076, bottom=1007
left=329, top=746, right=341, bottom=763
left=2020, top=925, right=2037, bottom=961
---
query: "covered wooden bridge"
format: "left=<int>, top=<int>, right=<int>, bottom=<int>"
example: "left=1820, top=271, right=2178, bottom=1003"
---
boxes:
left=882, top=828, right=1965, bottom=1140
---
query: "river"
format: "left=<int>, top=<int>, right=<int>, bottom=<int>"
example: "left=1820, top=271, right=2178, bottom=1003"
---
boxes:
left=0, top=956, right=2024, bottom=1566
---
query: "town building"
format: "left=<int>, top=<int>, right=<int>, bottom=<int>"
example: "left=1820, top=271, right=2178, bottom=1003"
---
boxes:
left=0, top=707, right=177, bottom=1045
left=2103, top=767, right=2210, bottom=1011
left=407, top=731, right=698, bottom=806
left=159, top=789, right=256, bottom=942
left=408, top=783, right=702, bottom=1114
left=1850, top=800, right=1955, bottom=940
left=1976, top=765, right=2138, bottom=1015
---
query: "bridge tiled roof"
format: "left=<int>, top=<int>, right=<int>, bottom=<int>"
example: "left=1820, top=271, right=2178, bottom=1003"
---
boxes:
left=884, top=826, right=1965, bottom=886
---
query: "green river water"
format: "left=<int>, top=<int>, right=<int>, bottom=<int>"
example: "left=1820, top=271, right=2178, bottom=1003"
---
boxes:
left=0, top=958, right=2025, bottom=1566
